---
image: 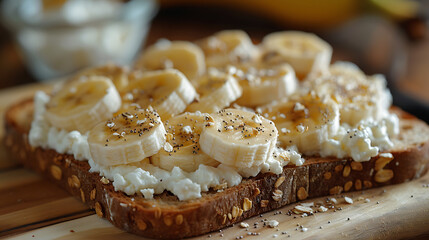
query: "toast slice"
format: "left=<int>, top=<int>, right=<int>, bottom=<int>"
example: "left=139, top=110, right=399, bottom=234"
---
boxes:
left=4, top=98, right=429, bottom=239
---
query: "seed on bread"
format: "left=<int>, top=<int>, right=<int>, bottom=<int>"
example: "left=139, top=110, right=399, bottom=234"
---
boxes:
left=50, top=165, right=62, bottom=180
left=350, top=161, right=363, bottom=171
left=80, top=188, right=85, bottom=203
left=344, top=181, right=353, bottom=191
left=375, top=154, right=394, bottom=171
left=275, top=176, right=285, bottom=188
left=297, top=187, right=308, bottom=200
left=136, top=218, right=147, bottom=230
left=335, top=165, right=343, bottom=172
left=90, top=188, right=96, bottom=200
left=343, top=165, right=351, bottom=177
left=272, top=189, right=283, bottom=201
left=243, top=198, right=252, bottom=211
left=228, top=213, right=232, bottom=220
left=329, top=186, right=343, bottom=195
left=364, top=180, right=373, bottom=188
left=253, top=188, right=261, bottom=196
left=355, top=179, right=362, bottom=190
left=154, top=207, right=162, bottom=219
left=261, top=200, right=269, bottom=207
left=100, top=177, right=110, bottom=184
left=175, top=214, right=184, bottom=225
left=95, top=202, right=103, bottom=217
left=375, top=169, right=394, bottom=183
left=71, top=175, right=81, bottom=188
left=324, top=172, right=332, bottom=180
left=223, top=214, right=227, bottom=224
left=232, top=206, right=240, bottom=218
left=164, top=215, right=173, bottom=226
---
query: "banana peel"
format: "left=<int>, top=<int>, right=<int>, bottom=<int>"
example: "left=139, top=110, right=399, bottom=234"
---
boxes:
left=159, top=0, right=419, bottom=29
left=370, top=0, right=419, bottom=20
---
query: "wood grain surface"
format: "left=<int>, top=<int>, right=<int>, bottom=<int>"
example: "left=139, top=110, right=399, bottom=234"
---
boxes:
left=1, top=84, right=429, bottom=240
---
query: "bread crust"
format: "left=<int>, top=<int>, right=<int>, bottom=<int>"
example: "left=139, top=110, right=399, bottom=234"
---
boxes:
left=4, top=99, right=429, bottom=239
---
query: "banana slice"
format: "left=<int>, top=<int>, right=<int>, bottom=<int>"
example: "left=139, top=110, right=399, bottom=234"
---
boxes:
left=134, top=40, right=205, bottom=82
left=329, top=61, right=366, bottom=80
left=261, top=31, right=332, bottom=79
left=45, top=76, right=121, bottom=133
left=186, top=69, right=242, bottom=113
left=88, top=107, right=166, bottom=166
left=263, top=93, right=340, bottom=154
left=197, top=30, right=259, bottom=68
left=71, top=64, right=129, bottom=93
left=230, top=63, right=298, bottom=107
left=151, top=112, right=220, bottom=172
left=304, top=62, right=392, bottom=125
left=122, top=69, right=197, bottom=120
left=199, top=108, right=277, bottom=169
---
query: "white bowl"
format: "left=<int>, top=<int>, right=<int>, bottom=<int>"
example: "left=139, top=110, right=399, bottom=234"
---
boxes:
left=2, top=0, right=158, bottom=81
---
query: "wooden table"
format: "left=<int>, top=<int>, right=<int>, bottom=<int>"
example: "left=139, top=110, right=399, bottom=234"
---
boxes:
left=0, top=83, right=429, bottom=240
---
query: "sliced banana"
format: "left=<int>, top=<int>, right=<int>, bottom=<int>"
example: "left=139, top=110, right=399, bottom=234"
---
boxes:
left=262, top=93, right=340, bottom=155
left=71, top=64, right=130, bottom=93
left=134, top=40, right=205, bottom=82
left=199, top=108, right=277, bottom=169
left=261, top=31, right=332, bottom=79
left=230, top=63, right=298, bottom=107
left=304, top=62, right=392, bottom=125
left=151, top=112, right=220, bottom=172
left=122, top=69, right=197, bottom=120
left=88, top=107, right=166, bottom=166
left=197, top=30, right=259, bottom=68
left=45, top=76, right=121, bottom=133
left=186, top=69, right=242, bottom=113
left=329, top=61, right=366, bottom=80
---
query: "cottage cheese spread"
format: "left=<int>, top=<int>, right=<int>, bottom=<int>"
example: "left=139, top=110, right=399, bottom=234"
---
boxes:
left=89, top=159, right=242, bottom=200
left=29, top=91, right=91, bottom=161
left=29, top=91, right=297, bottom=200
left=320, top=115, right=399, bottom=162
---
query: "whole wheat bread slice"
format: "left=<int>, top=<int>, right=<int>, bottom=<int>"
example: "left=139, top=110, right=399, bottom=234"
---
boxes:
left=4, top=98, right=429, bottom=239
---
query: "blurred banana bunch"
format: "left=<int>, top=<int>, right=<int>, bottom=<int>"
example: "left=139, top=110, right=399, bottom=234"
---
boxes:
left=159, top=0, right=419, bottom=29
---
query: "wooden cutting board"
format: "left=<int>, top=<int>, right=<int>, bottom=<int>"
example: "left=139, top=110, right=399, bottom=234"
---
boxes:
left=1, top=84, right=429, bottom=240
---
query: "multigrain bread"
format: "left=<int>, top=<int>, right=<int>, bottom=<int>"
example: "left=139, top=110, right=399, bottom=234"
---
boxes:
left=4, top=98, right=429, bottom=239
